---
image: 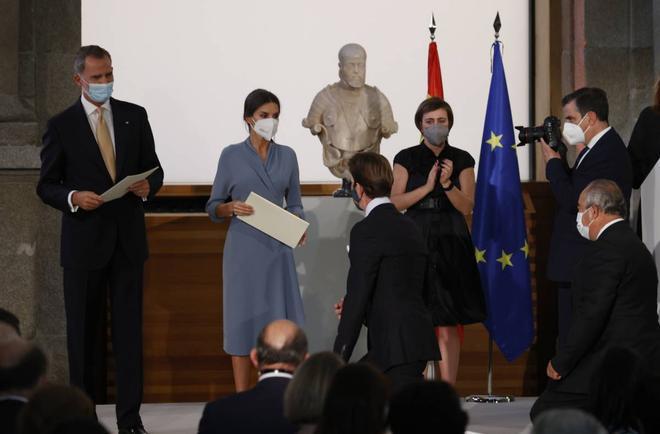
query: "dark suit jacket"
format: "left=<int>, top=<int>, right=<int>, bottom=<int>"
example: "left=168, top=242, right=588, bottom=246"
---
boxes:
left=37, top=98, right=163, bottom=270
left=333, top=203, right=440, bottom=370
left=546, top=128, right=632, bottom=282
left=550, top=221, right=660, bottom=394
left=197, top=377, right=296, bottom=434
left=0, top=398, right=26, bottom=434
left=628, top=106, right=660, bottom=189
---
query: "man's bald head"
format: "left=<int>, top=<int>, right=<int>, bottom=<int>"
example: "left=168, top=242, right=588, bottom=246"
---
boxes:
left=254, top=320, right=308, bottom=369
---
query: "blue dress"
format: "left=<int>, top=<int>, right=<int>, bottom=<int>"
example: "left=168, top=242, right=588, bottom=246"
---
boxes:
left=206, top=138, right=305, bottom=355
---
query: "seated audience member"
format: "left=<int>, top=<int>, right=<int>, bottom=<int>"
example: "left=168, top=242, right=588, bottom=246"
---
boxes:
left=49, top=418, right=109, bottom=434
left=0, top=339, right=48, bottom=434
left=530, top=180, right=660, bottom=420
left=316, top=363, right=388, bottom=434
left=0, top=308, right=21, bottom=341
left=198, top=320, right=308, bottom=434
left=284, top=351, right=344, bottom=434
left=590, top=347, right=650, bottom=433
left=388, top=381, right=467, bottom=434
left=17, top=384, right=95, bottom=434
left=532, top=409, right=607, bottom=434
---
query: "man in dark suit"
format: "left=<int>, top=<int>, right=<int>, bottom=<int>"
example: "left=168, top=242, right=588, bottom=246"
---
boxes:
left=333, top=152, right=440, bottom=389
left=542, top=87, right=632, bottom=349
left=0, top=338, right=48, bottom=434
left=36, top=45, right=163, bottom=434
left=530, top=180, right=660, bottom=420
left=198, top=320, right=307, bottom=434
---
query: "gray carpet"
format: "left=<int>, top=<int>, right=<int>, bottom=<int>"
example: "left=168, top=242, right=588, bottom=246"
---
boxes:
left=98, top=397, right=535, bottom=434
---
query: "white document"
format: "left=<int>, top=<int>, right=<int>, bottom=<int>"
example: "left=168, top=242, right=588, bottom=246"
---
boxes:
left=238, top=192, right=309, bottom=249
left=100, top=166, right=159, bottom=202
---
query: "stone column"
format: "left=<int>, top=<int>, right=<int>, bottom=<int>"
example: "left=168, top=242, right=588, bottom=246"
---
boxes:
left=0, top=0, right=80, bottom=384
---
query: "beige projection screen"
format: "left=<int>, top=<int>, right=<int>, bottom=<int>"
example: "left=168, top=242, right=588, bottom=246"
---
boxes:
left=82, top=0, right=531, bottom=183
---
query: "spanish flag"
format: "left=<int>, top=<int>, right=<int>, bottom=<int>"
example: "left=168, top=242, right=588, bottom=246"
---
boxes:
left=427, top=39, right=444, bottom=98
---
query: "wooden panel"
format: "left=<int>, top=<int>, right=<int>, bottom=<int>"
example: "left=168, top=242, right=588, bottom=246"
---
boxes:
left=156, top=183, right=342, bottom=198
left=116, top=182, right=556, bottom=402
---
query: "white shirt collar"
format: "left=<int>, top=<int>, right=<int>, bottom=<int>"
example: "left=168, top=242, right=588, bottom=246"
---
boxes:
left=258, top=371, right=294, bottom=382
left=365, top=197, right=391, bottom=217
left=80, top=94, right=111, bottom=116
left=585, top=126, right=611, bottom=150
left=596, top=218, right=624, bottom=239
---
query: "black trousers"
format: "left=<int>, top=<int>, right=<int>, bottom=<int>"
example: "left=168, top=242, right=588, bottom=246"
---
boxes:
left=557, top=283, right=573, bottom=350
left=529, top=386, right=591, bottom=421
left=63, top=244, right=144, bottom=429
left=384, top=361, right=427, bottom=392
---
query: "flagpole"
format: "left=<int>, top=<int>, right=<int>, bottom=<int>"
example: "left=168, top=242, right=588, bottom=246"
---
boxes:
left=465, top=12, right=516, bottom=405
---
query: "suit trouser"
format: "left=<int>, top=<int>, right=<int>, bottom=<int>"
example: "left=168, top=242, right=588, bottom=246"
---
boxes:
left=529, top=387, right=590, bottom=421
left=384, top=361, right=427, bottom=392
left=63, top=244, right=144, bottom=429
left=557, top=283, right=573, bottom=350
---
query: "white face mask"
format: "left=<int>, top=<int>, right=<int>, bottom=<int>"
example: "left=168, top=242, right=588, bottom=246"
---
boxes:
left=562, top=115, right=588, bottom=146
left=251, top=118, right=279, bottom=141
left=576, top=207, right=593, bottom=240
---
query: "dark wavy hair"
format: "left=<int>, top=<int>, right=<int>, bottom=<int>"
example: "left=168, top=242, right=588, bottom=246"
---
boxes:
left=348, top=152, right=393, bottom=198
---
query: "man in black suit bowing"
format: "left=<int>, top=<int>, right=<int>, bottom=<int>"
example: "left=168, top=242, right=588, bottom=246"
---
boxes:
left=333, top=152, right=439, bottom=389
left=542, top=87, right=632, bottom=349
left=198, top=320, right=307, bottom=434
left=530, top=180, right=660, bottom=420
left=36, top=45, right=163, bottom=434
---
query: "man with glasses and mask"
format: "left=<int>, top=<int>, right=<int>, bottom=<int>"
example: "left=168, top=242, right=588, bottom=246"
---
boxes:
left=541, top=87, right=632, bottom=350
left=37, top=45, right=163, bottom=434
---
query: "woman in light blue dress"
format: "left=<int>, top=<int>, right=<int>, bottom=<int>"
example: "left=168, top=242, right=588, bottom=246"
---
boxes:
left=206, top=89, right=306, bottom=391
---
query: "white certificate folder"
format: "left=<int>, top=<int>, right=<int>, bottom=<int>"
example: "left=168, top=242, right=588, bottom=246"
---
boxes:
left=237, top=192, right=309, bottom=249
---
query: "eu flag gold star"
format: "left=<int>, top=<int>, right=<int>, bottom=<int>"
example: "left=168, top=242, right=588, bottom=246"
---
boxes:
left=496, top=250, right=513, bottom=270
left=520, top=240, right=529, bottom=259
left=475, top=248, right=486, bottom=264
left=486, top=131, right=504, bottom=151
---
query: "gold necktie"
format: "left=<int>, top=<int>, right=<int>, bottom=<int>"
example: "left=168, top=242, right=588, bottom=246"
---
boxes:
left=96, top=107, right=116, bottom=182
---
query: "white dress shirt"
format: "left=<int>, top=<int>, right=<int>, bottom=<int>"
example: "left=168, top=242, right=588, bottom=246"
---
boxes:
left=575, top=126, right=611, bottom=169
left=365, top=197, right=391, bottom=217
left=67, top=96, right=116, bottom=212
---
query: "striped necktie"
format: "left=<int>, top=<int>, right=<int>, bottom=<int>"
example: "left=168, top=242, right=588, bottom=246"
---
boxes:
left=96, top=107, right=116, bottom=182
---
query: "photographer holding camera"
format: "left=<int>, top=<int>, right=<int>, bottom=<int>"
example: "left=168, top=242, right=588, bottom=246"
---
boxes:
left=541, top=87, right=632, bottom=349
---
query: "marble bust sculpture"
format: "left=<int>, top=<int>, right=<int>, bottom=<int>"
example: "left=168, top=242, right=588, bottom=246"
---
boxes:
left=302, top=43, right=398, bottom=196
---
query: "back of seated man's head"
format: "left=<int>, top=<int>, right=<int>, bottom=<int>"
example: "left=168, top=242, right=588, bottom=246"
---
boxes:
left=0, top=338, right=48, bottom=398
left=533, top=409, right=607, bottom=434
left=251, top=320, right=308, bottom=372
left=0, top=307, right=21, bottom=340
left=388, top=381, right=467, bottom=434
left=18, top=385, right=95, bottom=434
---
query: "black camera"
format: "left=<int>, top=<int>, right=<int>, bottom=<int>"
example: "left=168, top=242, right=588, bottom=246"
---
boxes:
left=515, top=116, right=563, bottom=150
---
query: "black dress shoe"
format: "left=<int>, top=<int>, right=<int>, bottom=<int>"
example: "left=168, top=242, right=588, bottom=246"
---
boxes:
left=118, top=427, right=148, bottom=434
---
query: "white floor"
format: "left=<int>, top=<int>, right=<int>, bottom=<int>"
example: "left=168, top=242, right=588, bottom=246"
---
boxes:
left=98, top=398, right=534, bottom=434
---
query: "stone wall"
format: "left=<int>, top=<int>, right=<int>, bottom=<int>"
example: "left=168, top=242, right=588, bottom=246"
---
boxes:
left=0, top=0, right=80, bottom=383
left=584, top=0, right=657, bottom=141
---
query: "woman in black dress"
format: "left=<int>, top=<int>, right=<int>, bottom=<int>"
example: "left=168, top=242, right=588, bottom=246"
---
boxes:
left=391, top=97, right=486, bottom=384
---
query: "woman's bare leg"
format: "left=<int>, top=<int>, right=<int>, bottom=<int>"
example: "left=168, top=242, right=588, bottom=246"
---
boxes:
left=436, top=326, right=461, bottom=385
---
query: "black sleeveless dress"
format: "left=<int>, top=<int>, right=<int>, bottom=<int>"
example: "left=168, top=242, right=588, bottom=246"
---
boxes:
left=394, top=143, right=487, bottom=326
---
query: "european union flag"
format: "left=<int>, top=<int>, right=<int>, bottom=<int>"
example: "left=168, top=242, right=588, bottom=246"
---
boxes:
left=472, top=41, right=534, bottom=362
